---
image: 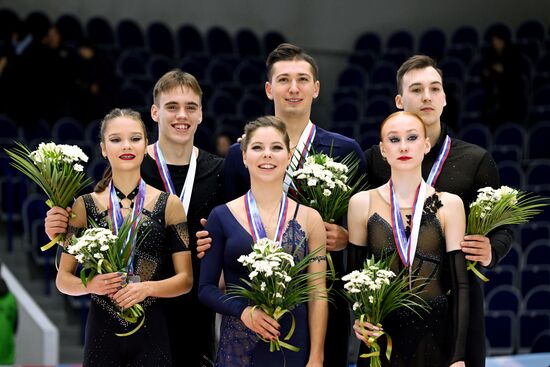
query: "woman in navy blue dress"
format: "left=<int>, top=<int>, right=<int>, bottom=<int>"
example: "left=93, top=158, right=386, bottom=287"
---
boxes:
left=199, top=116, right=328, bottom=367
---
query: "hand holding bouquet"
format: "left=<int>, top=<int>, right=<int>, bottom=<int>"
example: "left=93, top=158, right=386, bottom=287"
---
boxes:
left=5, top=142, right=92, bottom=250
left=466, top=186, right=548, bottom=281
left=290, top=151, right=366, bottom=223
left=342, top=255, right=428, bottom=367
left=67, top=217, right=145, bottom=336
left=228, top=238, right=327, bottom=353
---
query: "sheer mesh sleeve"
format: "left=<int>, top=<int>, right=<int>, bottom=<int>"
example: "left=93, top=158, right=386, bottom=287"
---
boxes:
left=198, top=207, right=248, bottom=318
left=167, top=221, right=190, bottom=253
left=448, top=249, right=469, bottom=363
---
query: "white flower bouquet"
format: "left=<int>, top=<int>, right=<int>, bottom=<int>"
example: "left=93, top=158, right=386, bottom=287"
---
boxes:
left=291, top=151, right=366, bottom=222
left=466, top=185, right=548, bottom=281
left=5, top=142, right=93, bottom=250
left=227, top=238, right=327, bottom=353
left=67, top=217, right=146, bottom=336
left=342, top=255, right=428, bottom=367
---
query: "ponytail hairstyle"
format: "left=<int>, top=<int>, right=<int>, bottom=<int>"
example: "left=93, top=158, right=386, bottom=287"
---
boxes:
left=93, top=108, right=147, bottom=193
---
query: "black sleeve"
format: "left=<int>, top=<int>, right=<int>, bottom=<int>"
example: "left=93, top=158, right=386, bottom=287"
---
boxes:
left=486, top=225, right=514, bottom=268
left=448, top=249, right=469, bottom=364
left=347, top=242, right=368, bottom=272
left=475, top=151, right=514, bottom=269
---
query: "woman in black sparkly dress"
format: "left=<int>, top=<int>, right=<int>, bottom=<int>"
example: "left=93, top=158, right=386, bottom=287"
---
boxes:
left=55, top=108, right=193, bottom=366
left=348, top=112, right=469, bottom=367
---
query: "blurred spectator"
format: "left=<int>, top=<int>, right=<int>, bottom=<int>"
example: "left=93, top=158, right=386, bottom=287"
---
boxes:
left=215, top=131, right=232, bottom=157
left=481, top=26, right=527, bottom=128
left=0, top=262, right=18, bottom=365
left=73, top=38, right=118, bottom=122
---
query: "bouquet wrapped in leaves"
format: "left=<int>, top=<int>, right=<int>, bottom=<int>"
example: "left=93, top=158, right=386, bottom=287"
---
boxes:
left=342, top=255, right=428, bottom=367
left=227, top=237, right=328, bottom=353
left=5, top=142, right=92, bottom=250
left=466, top=185, right=548, bottom=281
left=66, top=217, right=145, bottom=337
left=290, top=151, right=366, bottom=223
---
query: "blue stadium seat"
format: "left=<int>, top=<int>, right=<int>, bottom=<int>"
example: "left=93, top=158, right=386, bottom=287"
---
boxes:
left=116, top=19, right=145, bottom=49
left=418, top=28, right=446, bottom=61
left=207, top=26, right=233, bottom=55
left=235, top=29, right=261, bottom=57
left=364, top=97, right=393, bottom=120
left=519, top=222, right=550, bottom=250
left=333, top=99, right=361, bottom=123
left=237, top=94, right=266, bottom=120
left=523, top=285, right=550, bottom=312
left=86, top=17, right=115, bottom=49
left=494, top=122, right=526, bottom=150
left=533, top=53, right=550, bottom=91
left=518, top=310, right=550, bottom=353
left=369, top=62, right=397, bottom=85
left=451, top=25, right=479, bottom=48
left=486, top=285, right=522, bottom=313
left=180, top=56, right=207, bottom=81
left=262, top=31, right=286, bottom=56
left=482, top=265, right=516, bottom=297
left=208, top=91, right=236, bottom=116
left=234, top=60, right=264, bottom=87
left=518, top=39, right=543, bottom=65
left=354, top=32, right=382, bottom=56
left=497, top=161, right=524, bottom=188
left=337, top=66, right=367, bottom=88
left=348, top=51, right=378, bottom=73
left=147, top=54, right=177, bottom=81
left=52, top=117, right=85, bottom=143
left=459, top=122, right=492, bottom=150
left=88, top=157, right=109, bottom=187
left=485, top=310, right=516, bottom=355
left=516, top=20, right=546, bottom=43
left=381, top=48, right=411, bottom=69
left=520, top=265, right=550, bottom=297
left=386, top=30, right=414, bottom=52
left=359, top=130, right=380, bottom=151
left=491, top=146, right=522, bottom=165
left=447, top=44, right=476, bottom=66
left=498, top=242, right=521, bottom=269
left=331, top=123, right=357, bottom=140
left=439, top=57, right=467, bottom=82
left=176, top=24, right=204, bottom=57
left=333, top=87, right=364, bottom=105
left=55, top=14, right=84, bottom=47
left=146, top=22, right=175, bottom=57
left=117, top=49, right=149, bottom=79
left=523, top=239, right=550, bottom=267
left=525, top=159, right=550, bottom=186
left=118, top=84, right=147, bottom=110
left=206, top=58, right=234, bottom=84
left=531, top=330, right=550, bottom=353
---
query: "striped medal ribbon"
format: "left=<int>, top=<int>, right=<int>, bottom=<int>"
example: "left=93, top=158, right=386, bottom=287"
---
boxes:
left=244, top=190, right=289, bottom=243
left=426, top=135, right=451, bottom=187
left=283, top=121, right=317, bottom=193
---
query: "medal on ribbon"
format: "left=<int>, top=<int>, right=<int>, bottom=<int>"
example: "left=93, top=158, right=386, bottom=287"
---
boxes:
left=108, top=179, right=146, bottom=275
left=153, top=142, right=197, bottom=214
left=283, top=121, right=316, bottom=193
left=426, top=135, right=451, bottom=187
left=244, top=190, right=289, bottom=242
left=389, top=179, right=427, bottom=269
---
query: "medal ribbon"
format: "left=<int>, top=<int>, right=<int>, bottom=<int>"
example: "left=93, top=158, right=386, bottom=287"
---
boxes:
left=389, top=179, right=427, bottom=268
left=244, top=190, right=289, bottom=243
left=108, top=179, right=146, bottom=274
left=426, top=135, right=451, bottom=187
left=283, top=121, right=317, bottom=193
left=153, top=142, right=197, bottom=213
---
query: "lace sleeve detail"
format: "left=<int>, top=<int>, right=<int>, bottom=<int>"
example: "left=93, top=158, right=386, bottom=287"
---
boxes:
left=62, top=225, right=84, bottom=253
left=167, top=221, right=190, bottom=253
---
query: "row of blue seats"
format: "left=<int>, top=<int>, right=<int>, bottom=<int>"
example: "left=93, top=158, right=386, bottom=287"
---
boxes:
left=0, top=8, right=286, bottom=59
